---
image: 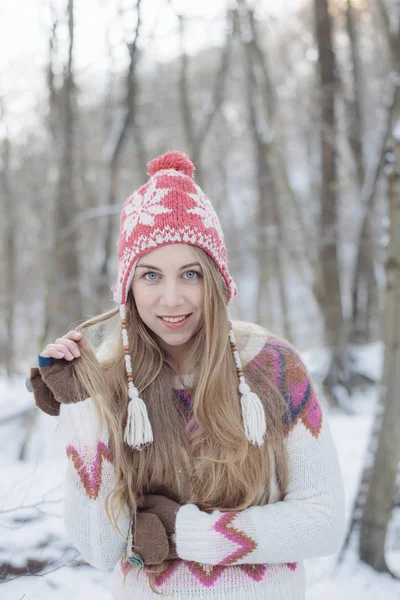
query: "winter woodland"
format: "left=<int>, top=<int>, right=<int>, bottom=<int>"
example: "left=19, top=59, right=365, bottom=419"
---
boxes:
left=1, top=0, right=400, bottom=597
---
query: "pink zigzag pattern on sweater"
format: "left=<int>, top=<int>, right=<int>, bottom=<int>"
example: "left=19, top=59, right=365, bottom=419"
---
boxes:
left=66, top=441, right=113, bottom=500
left=153, top=559, right=298, bottom=589
left=154, top=559, right=181, bottom=586
left=212, top=512, right=257, bottom=565
left=239, top=564, right=268, bottom=581
left=187, top=562, right=226, bottom=587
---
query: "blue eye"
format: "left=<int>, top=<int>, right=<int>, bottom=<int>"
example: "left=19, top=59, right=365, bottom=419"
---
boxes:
left=184, top=270, right=201, bottom=280
left=143, top=271, right=159, bottom=281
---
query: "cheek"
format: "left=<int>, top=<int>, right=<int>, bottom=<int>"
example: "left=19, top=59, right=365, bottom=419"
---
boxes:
left=131, top=284, right=156, bottom=315
left=192, top=285, right=205, bottom=313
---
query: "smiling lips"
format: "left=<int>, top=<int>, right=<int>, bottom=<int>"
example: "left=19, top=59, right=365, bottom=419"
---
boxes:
left=158, top=314, right=192, bottom=328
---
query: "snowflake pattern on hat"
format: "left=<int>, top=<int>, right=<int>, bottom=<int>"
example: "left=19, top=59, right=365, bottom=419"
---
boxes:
left=186, top=188, right=225, bottom=239
left=122, top=179, right=173, bottom=240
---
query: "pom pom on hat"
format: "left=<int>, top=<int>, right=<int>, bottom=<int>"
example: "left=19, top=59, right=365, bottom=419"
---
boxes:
left=147, top=151, right=195, bottom=179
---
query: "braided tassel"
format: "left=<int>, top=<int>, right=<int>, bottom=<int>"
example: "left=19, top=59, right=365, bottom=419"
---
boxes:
left=120, top=305, right=153, bottom=450
left=229, top=322, right=266, bottom=446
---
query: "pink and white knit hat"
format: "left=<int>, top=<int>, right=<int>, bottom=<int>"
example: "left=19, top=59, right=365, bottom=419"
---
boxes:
left=112, top=151, right=266, bottom=450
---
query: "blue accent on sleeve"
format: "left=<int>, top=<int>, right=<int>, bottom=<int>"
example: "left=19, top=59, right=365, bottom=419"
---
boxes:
left=38, top=355, right=55, bottom=367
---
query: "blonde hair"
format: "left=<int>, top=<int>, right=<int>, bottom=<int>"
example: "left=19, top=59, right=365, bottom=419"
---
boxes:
left=72, top=246, right=290, bottom=588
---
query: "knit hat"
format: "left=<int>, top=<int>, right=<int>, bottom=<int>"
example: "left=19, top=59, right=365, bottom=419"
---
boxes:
left=112, top=151, right=266, bottom=450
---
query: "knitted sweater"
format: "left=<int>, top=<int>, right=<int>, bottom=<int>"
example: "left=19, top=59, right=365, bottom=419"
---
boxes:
left=54, top=321, right=345, bottom=600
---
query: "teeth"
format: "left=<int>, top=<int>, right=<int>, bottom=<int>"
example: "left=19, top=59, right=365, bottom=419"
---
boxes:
left=162, top=316, right=187, bottom=323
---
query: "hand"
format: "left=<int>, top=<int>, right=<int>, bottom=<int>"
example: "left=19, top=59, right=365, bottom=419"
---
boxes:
left=130, top=512, right=170, bottom=566
left=33, top=330, right=90, bottom=410
left=131, top=498, right=180, bottom=565
left=40, top=330, right=87, bottom=362
left=141, top=494, right=180, bottom=538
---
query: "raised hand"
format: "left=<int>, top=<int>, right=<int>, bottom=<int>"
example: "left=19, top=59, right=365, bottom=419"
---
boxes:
left=40, top=330, right=87, bottom=361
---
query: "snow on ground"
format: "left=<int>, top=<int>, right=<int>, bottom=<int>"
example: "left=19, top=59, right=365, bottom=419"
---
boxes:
left=1, top=342, right=399, bottom=599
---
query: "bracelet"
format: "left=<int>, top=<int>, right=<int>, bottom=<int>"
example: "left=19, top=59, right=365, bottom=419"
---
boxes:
left=25, top=377, right=33, bottom=393
left=127, top=551, right=145, bottom=568
left=38, top=355, right=54, bottom=367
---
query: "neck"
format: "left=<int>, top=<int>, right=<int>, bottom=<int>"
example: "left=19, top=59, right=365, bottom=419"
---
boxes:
left=157, top=339, right=188, bottom=375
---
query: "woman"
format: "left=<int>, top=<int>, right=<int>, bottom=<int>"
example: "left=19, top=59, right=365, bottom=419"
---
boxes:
left=29, top=151, right=346, bottom=600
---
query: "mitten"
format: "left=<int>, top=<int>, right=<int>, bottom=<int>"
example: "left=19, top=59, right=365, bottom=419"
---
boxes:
left=29, top=358, right=89, bottom=417
left=141, top=493, right=180, bottom=559
left=141, top=494, right=180, bottom=538
left=29, top=367, right=60, bottom=416
left=127, top=494, right=181, bottom=566
left=128, top=512, right=170, bottom=566
left=39, top=358, right=88, bottom=404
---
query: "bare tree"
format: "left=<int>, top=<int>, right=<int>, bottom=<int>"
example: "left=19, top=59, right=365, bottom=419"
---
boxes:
left=237, top=3, right=290, bottom=337
left=348, top=0, right=399, bottom=343
left=178, top=10, right=234, bottom=188
left=359, top=122, right=400, bottom=574
left=95, top=0, right=145, bottom=306
left=338, top=2, right=400, bottom=562
left=43, top=0, right=83, bottom=343
left=313, top=0, right=354, bottom=406
left=0, top=136, right=16, bottom=376
left=345, top=0, right=365, bottom=186
left=345, top=0, right=377, bottom=343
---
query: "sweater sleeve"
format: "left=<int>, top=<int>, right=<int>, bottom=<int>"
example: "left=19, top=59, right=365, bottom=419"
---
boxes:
left=174, top=341, right=346, bottom=566
left=58, top=397, right=131, bottom=570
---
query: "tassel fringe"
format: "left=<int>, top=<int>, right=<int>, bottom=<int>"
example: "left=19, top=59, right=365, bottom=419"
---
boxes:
left=239, top=379, right=266, bottom=446
left=229, top=320, right=267, bottom=446
left=124, top=384, right=153, bottom=450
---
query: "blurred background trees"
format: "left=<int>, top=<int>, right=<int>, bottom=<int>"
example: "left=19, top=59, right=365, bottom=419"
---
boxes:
left=1, top=0, right=400, bottom=581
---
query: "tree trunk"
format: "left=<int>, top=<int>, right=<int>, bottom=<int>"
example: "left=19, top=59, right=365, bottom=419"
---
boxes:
left=351, top=216, right=380, bottom=343
left=178, top=10, right=233, bottom=190
left=45, top=0, right=83, bottom=342
left=345, top=0, right=365, bottom=185
left=239, top=5, right=290, bottom=338
left=0, top=138, right=16, bottom=376
left=359, top=124, right=400, bottom=574
left=96, top=0, right=144, bottom=308
left=315, top=0, right=341, bottom=343
left=347, top=0, right=387, bottom=344
left=346, top=0, right=379, bottom=343
left=314, top=0, right=351, bottom=406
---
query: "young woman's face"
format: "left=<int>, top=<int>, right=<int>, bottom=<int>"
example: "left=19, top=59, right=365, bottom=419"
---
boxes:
left=131, top=244, right=205, bottom=359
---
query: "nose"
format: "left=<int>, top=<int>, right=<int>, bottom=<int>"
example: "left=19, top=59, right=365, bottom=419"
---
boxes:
left=159, top=280, right=185, bottom=309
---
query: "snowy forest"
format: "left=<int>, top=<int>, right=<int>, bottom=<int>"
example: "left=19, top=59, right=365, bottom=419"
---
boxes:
left=1, top=0, right=400, bottom=597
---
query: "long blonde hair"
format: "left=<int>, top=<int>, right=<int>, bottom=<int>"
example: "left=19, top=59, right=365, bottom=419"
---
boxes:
left=71, top=246, right=290, bottom=584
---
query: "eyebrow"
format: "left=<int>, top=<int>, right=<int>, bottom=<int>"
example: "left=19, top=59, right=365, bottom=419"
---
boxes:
left=136, top=262, right=202, bottom=271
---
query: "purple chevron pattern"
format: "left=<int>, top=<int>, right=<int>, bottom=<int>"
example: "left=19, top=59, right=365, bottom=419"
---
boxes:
left=66, top=441, right=113, bottom=500
left=245, top=340, right=323, bottom=438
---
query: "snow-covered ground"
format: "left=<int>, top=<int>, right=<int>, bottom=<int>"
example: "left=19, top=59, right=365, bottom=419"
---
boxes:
left=1, top=342, right=399, bottom=599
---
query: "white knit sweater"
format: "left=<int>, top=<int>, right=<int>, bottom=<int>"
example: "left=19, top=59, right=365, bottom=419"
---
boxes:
left=58, top=321, right=346, bottom=600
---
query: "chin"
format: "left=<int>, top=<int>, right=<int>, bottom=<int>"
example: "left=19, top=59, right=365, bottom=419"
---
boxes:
left=157, top=331, right=193, bottom=346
